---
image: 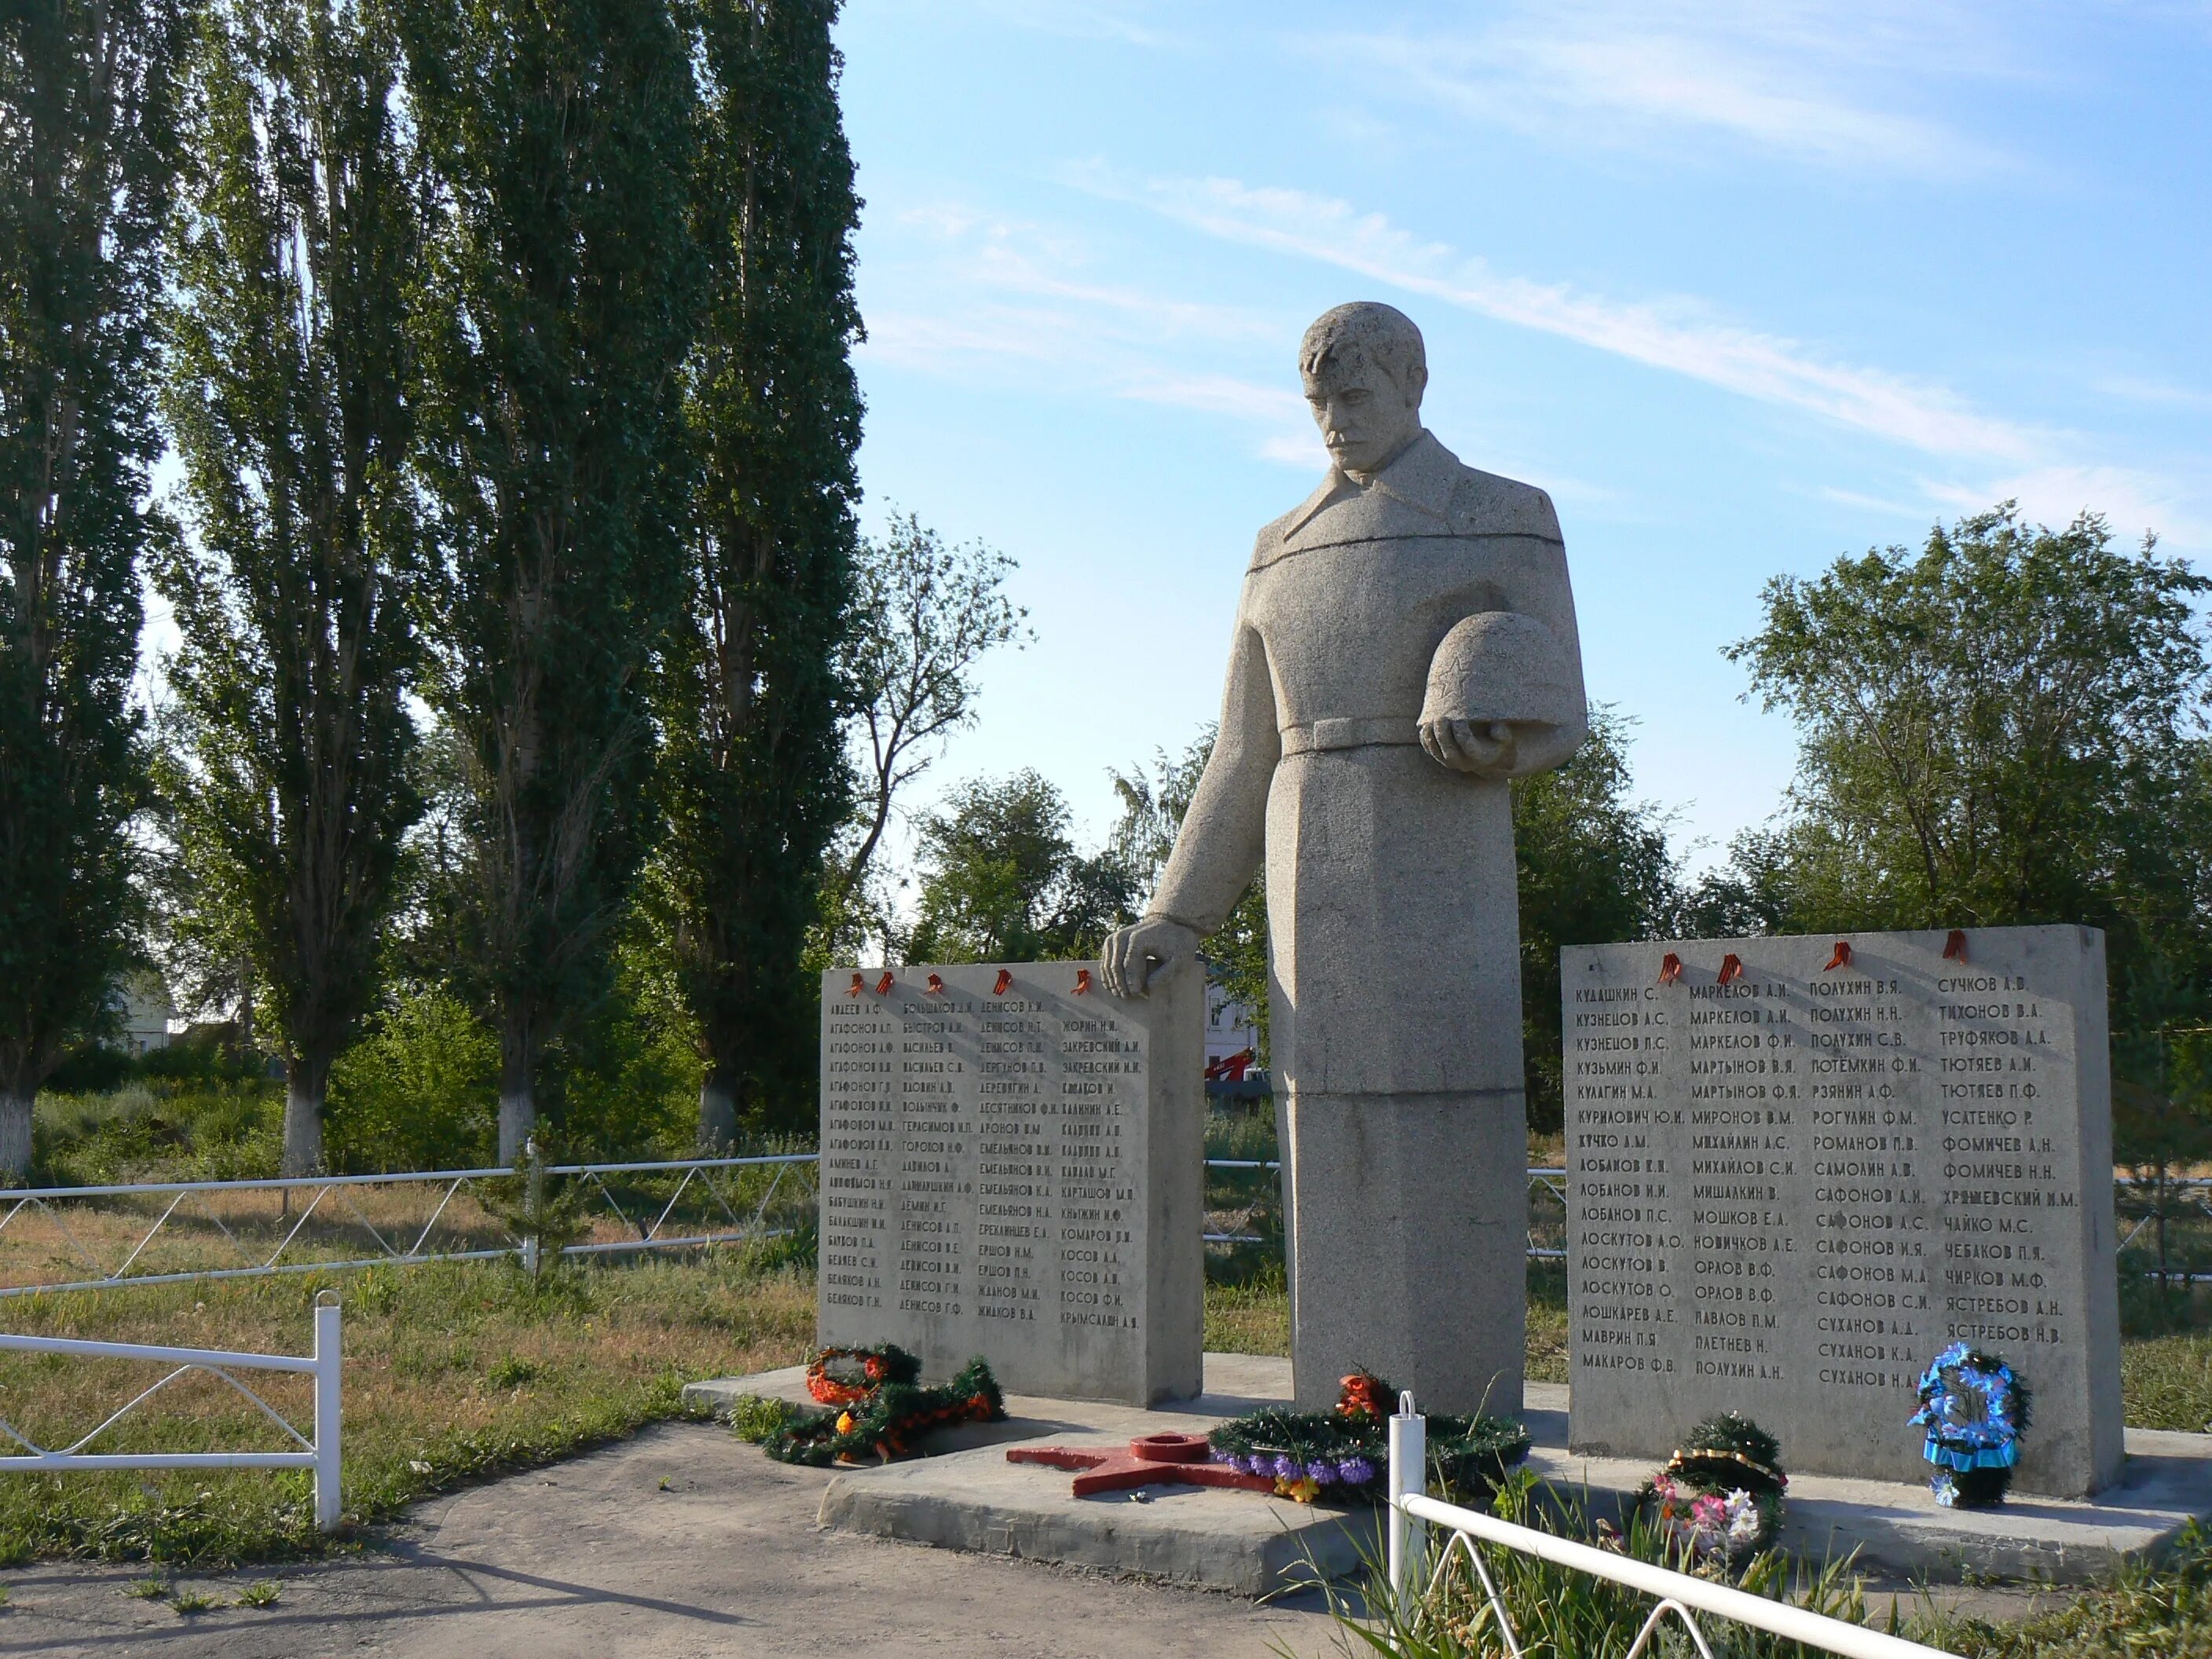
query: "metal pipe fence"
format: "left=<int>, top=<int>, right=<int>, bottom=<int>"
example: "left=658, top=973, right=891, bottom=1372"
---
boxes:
left=1, top=1155, right=2174, bottom=1295
left=0, top=1298, right=343, bottom=1529
left=1385, top=1391, right=1950, bottom=1659
left=0, top=1155, right=816, bottom=1298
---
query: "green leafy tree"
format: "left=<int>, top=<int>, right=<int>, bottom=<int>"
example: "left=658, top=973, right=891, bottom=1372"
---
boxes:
left=0, top=0, right=184, bottom=1173
left=655, top=0, right=862, bottom=1148
left=1718, top=503, right=2212, bottom=1159
left=905, top=770, right=1140, bottom=964
left=1723, top=505, right=2210, bottom=935
left=1513, top=705, right=1683, bottom=1132
left=401, top=0, right=701, bottom=1160
left=1108, top=730, right=1269, bottom=1055
left=826, top=514, right=1028, bottom=960
left=156, top=0, right=425, bottom=1174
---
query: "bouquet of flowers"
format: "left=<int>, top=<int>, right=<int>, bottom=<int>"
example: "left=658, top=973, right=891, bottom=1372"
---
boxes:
left=1639, top=1412, right=1786, bottom=1562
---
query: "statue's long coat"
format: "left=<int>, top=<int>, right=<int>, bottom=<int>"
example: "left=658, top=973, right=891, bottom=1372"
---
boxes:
left=1148, top=430, right=1588, bottom=1101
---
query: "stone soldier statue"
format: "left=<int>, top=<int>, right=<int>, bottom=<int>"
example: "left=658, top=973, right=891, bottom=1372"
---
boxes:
left=1101, top=302, right=1586, bottom=1415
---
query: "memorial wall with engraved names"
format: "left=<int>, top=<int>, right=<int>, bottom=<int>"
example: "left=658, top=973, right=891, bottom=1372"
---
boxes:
left=1562, top=926, right=2122, bottom=1496
left=818, top=961, right=1203, bottom=1406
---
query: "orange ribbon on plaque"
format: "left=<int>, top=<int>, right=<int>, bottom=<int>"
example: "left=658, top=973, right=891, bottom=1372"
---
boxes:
left=874, top=971, right=895, bottom=995
left=1823, top=941, right=1853, bottom=972
left=1657, top=952, right=1684, bottom=985
left=1943, top=929, right=1968, bottom=963
left=1717, top=954, right=1744, bottom=985
left=1075, top=969, right=1093, bottom=995
left=848, top=972, right=865, bottom=997
left=926, top=973, right=946, bottom=994
left=993, top=969, right=1013, bottom=995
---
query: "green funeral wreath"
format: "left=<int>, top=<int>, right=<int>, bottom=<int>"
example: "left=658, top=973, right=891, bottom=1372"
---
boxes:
left=1207, top=1372, right=1531, bottom=1503
left=1637, top=1412, right=1788, bottom=1562
left=757, top=1352, right=1005, bottom=1467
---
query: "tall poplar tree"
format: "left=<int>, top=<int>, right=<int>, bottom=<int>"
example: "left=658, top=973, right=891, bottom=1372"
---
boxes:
left=402, top=0, right=699, bottom=1160
left=0, top=0, right=183, bottom=1174
left=157, top=0, right=425, bottom=1176
left=656, top=0, right=863, bottom=1146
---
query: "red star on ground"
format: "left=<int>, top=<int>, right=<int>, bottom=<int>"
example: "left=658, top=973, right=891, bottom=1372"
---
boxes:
left=1005, top=1431, right=1277, bottom=1497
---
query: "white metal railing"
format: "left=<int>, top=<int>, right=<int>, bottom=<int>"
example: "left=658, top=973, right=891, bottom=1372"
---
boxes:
left=0, top=1154, right=815, bottom=1298
left=0, top=1298, right=342, bottom=1530
left=1384, top=1393, right=1949, bottom=1659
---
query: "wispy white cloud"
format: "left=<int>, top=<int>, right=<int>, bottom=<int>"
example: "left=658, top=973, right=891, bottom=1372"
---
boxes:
left=862, top=208, right=1315, bottom=463
left=1924, top=463, right=2205, bottom=548
left=1075, top=167, right=2046, bottom=464
left=1308, top=0, right=2020, bottom=177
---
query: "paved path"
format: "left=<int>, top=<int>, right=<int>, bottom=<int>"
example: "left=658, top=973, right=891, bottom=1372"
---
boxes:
left=0, top=1424, right=1340, bottom=1658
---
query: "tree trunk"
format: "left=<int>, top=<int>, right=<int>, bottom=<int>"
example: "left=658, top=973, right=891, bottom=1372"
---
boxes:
left=281, top=1057, right=328, bottom=1177
left=0, top=1089, right=32, bottom=1178
left=698, top=1063, right=739, bottom=1152
left=498, top=1021, right=536, bottom=1166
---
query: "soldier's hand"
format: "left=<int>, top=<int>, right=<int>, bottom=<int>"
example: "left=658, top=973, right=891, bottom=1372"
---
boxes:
left=1421, top=716, right=1518, bottom=777
left=1100, top=917, right=1199, bottom=998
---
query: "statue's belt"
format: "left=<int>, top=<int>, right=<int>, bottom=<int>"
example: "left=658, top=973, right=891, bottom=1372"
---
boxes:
left=1278, top=717, right=1421, bottom=756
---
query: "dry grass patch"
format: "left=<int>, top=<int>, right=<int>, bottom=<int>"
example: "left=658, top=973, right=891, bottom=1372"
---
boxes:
left=0, top=1252, right=813, bottom=1566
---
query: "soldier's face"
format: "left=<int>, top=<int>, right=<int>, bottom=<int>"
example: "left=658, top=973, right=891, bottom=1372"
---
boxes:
left=1303, top=359, right=1423, bottom=475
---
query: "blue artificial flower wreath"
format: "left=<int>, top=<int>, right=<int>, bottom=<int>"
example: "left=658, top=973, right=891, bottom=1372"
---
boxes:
left=1908, top=1342, right=2031, bottom=1507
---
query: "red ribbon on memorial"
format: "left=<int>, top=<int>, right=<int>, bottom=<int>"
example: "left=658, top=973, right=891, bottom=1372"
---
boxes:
left=1943, top=929, right=1968, bottom=963
left=993, top=969, right=1013, bottom=995
left=1075, top=969, right=1093, bottom=995
left=848, top=972, right=865, bottom=997
left=874, top=971, right=895, bottom=995
left=1823, top=941, right=1853, bottom=972
left=926, top=973, right=946, bottom=994
left=1657, top=953, right=1683, bottom=985
left=1717, top=954, right=1744, bottom=985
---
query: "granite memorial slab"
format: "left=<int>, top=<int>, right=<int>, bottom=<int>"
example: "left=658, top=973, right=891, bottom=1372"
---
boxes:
left=819, top=960, right=1203, bottom=1406
left=1562, top=925, right=2123, bottom=1497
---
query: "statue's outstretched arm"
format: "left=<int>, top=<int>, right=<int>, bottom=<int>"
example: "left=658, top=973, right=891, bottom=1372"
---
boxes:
left=1099, top=608, right=1277, bottom=996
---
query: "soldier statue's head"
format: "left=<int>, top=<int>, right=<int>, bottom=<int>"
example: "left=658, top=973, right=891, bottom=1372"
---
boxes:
left=1299, top=302, right=1429, bottom=478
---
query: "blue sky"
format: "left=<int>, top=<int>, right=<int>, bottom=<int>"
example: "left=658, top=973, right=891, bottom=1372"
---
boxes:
left=835, top=0, right=2212, bottom=879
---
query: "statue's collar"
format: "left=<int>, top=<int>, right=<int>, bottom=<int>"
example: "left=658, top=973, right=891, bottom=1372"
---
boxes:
left=1282, top=430, right=1462, bottom=540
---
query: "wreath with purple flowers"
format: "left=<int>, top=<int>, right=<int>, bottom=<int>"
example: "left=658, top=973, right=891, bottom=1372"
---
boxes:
left=1207, top=1372, right=1529, bottom=1503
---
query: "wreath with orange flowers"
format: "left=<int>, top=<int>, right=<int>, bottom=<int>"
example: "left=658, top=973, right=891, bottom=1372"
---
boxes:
left=765, top=1352, right=1005, bottom=1468
left=805, top=1344, right=922, bottom=1405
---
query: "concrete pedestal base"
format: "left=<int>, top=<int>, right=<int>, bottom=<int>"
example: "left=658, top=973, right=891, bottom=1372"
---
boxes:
left=683, top=1355, right=2212, bottom=1593
left=1282, top=1092, right=1526, bottom=1415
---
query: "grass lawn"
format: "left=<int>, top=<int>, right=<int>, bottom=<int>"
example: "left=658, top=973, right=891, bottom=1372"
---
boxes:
left=0, top=1252, right=815, bottom=1566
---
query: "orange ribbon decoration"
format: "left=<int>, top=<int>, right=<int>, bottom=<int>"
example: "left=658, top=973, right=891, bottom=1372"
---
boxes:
left=1823, top=941, right=1853, bottom=972
left=874, top=972, right=895, bottom=995
left=1074, top=969, right=1093, bottom=995
left=1943, top=929, right=1968, bottom=963
left=848, top=972, right=865, bottom=998
left=1657, top=952, right=1683, bottom=985
left=993, top=969, right=1013, bottom=995
left=1717, top=954, right=1744, bottom=985
left=926, top=973, right=946, bottom=994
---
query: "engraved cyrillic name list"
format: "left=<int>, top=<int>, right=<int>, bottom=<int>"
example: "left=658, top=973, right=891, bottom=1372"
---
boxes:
left=1564, top=928, right=2119, bottom=1492
left=819, top=963, right=1161, bottom=1399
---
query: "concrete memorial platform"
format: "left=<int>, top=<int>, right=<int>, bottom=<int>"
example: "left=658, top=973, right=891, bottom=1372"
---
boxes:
left=1563, top=925, right=2123, bottom=1496
left=686, top=1355, right=2212, bottom=1592
left=819, top=959, right=1204, bottom=1405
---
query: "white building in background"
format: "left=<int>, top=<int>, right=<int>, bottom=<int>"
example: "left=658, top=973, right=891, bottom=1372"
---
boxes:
left=1204, top=981, right=1260, bottom=1071
left=112, top=970, right=173, bottom=1056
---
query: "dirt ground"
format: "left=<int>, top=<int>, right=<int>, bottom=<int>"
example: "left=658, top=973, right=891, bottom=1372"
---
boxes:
left=0, top=1423, right=1340, bottom=1659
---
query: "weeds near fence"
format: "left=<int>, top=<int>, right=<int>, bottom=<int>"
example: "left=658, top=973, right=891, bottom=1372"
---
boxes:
left=1317, top=1470, right=1879, bottom=1659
